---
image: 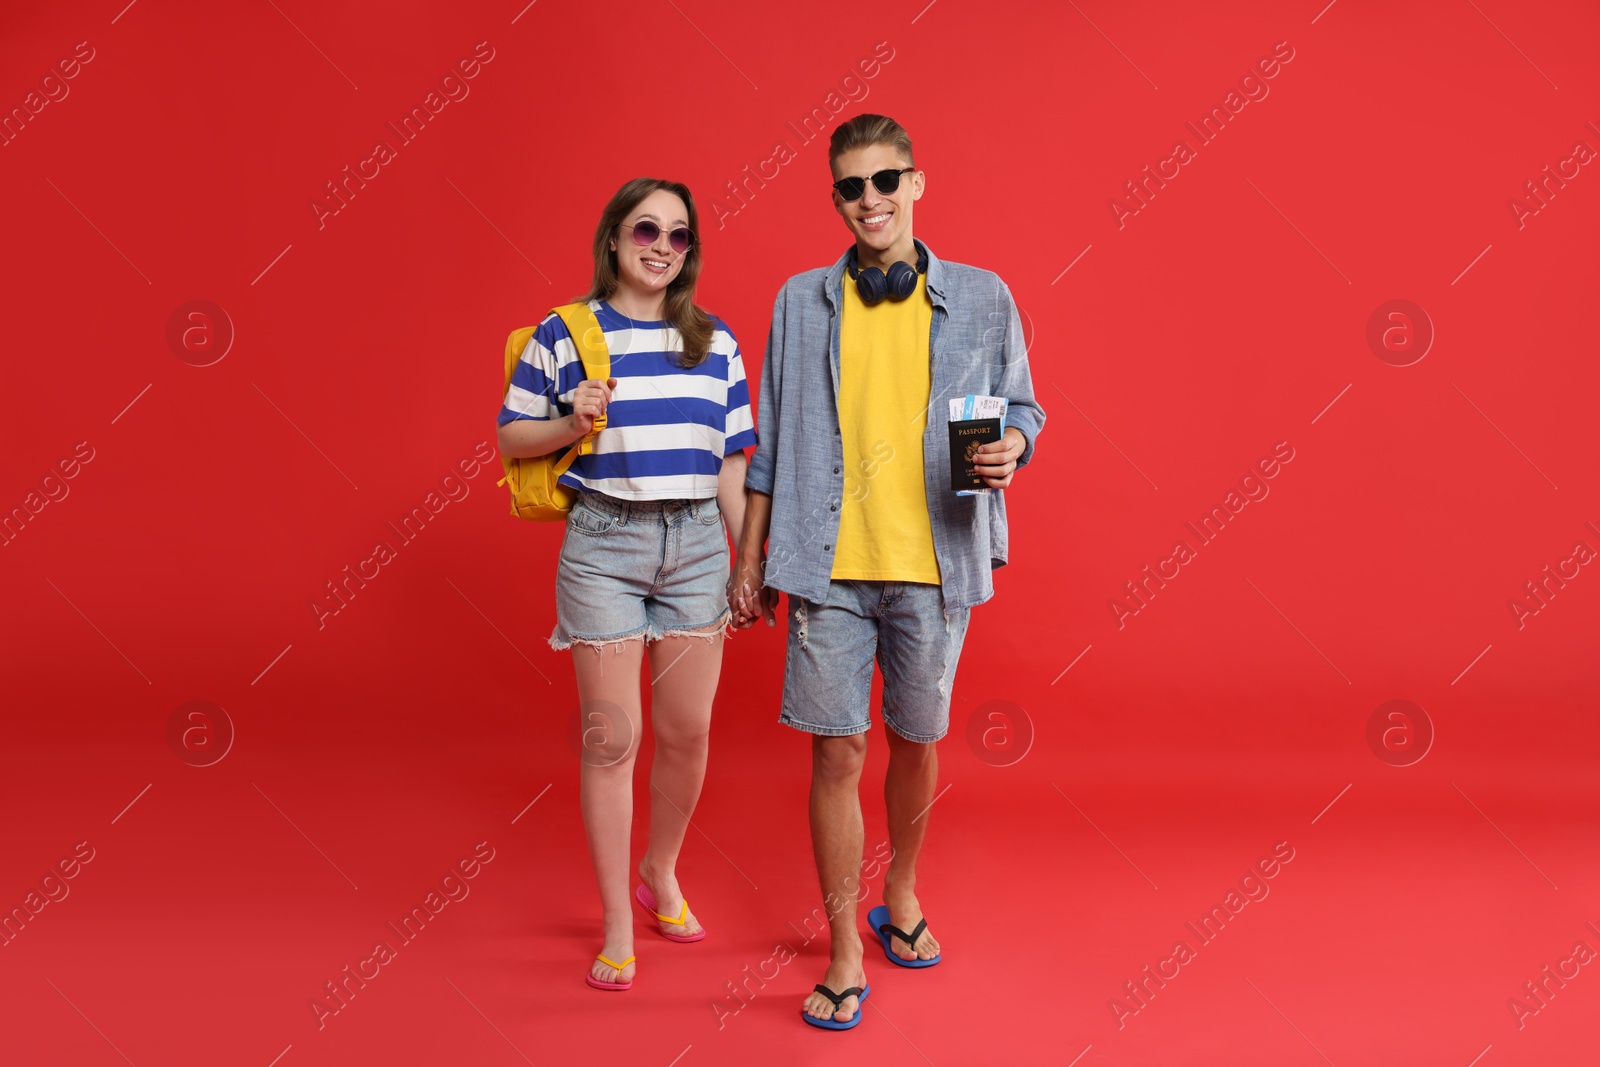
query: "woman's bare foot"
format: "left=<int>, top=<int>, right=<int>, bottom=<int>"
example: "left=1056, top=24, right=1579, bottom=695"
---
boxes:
left=801, top=957, right=868, bottom=1024
left=589, top=936, right=636, bottom=986
left=638, top=858, right=703, bottom=938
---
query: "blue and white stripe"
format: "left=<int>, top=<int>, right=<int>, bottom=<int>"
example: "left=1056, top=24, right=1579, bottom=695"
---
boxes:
left=497, top=299, right=757, bottom=500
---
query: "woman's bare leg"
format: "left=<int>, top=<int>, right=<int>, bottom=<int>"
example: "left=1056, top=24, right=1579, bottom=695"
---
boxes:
left=574, top=640, right=646, bottom=984
left=638, top=629, right=724, bottom=936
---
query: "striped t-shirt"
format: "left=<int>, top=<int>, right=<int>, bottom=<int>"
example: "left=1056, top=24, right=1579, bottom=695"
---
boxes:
left=496, top=299, right=758, bottom=500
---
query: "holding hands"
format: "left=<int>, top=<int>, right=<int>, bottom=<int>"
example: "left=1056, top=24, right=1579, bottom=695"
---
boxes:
left=727, top=552, right=777, bottom=629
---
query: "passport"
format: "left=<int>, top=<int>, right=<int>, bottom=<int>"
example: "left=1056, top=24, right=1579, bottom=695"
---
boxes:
left=949, top=418, right=1003, bottom=490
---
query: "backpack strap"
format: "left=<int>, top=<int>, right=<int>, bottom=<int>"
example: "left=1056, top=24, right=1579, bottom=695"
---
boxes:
left=551, top=302, right=612, bottom=457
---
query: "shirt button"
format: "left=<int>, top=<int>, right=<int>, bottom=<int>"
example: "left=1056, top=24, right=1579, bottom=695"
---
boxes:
left=823, top=544, right=831, bottom=551
left=833, top=467, right=840, bottom=474
left=829, top=504, right=837, bottom=511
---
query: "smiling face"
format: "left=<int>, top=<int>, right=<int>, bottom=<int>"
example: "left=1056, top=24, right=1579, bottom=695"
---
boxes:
left=609, top=188, right=692, bottom=307
left=831, top=143, right=923, bottom=267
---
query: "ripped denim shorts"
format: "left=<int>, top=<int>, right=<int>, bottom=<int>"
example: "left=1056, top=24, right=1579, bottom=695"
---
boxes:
left=551, top=491, right=731, bottom=652
left=778, top=580, right=972, bottom=743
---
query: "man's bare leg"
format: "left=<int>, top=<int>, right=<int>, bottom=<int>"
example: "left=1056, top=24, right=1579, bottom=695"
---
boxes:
left=800, top=732, right=870, bottom=1024
left=880, top=725, right=941, bottom=962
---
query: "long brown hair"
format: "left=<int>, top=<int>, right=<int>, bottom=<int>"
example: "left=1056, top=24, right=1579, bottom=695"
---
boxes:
left=577, top=177, right=714, bottom=368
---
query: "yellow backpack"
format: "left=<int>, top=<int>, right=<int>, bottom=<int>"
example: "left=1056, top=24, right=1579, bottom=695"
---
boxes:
left=496, top=303, right=611, bottom=520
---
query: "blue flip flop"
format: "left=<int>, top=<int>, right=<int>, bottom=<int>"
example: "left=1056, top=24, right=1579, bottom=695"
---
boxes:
left=867, top=904, right=941, bottom=968
left=801, top=983, right=870, bottom=1030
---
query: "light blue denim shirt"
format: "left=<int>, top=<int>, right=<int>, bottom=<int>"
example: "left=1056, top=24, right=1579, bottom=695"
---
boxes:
left=747, top=239, right=1046, bottom=610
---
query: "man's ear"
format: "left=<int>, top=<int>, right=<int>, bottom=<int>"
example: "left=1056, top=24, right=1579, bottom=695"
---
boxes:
left=911, top=170, right=926, bottom=201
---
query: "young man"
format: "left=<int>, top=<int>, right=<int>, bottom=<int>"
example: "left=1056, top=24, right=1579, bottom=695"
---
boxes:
left=730, top=114, right=1046, bottom=1029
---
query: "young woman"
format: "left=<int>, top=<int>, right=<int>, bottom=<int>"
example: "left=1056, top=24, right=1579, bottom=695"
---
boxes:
left=495, top=178, right=756, bottom=991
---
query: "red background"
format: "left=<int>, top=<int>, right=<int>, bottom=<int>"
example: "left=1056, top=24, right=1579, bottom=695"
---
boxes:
left=2, top=1, right=1597, bottom=1064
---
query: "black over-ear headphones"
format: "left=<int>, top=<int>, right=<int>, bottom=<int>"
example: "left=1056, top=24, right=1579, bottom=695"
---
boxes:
left=847, top=245, right=929, bottom=306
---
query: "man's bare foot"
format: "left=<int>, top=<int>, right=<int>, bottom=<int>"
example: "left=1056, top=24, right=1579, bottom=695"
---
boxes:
left=882, top=887, right=941, bottom=962
left=801, top=958, right=868, bottom=1024
left=638, top=859, right=703, bottom=938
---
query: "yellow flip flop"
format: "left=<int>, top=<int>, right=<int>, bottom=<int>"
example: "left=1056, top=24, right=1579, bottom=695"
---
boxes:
left=635, top=884, right=707, bottom=942
left=586, top=952, right=635, bottom=991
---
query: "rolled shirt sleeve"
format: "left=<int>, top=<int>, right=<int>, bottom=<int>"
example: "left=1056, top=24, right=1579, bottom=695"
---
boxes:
left=994, top=280, right=1045, bottom=468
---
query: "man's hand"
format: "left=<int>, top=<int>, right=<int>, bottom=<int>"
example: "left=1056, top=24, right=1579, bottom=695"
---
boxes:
left=728, top=552, right=777, bottom=628
left=972, top=426, right=1027, bottom=489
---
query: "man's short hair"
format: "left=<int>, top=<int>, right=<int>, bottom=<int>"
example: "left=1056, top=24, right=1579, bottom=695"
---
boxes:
left=828, top=114, right=914, bottom=174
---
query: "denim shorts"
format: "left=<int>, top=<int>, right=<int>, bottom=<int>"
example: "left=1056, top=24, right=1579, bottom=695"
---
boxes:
left=551, top=492, right=731, bottom=651
left=779, top=580, right=971, bottom=743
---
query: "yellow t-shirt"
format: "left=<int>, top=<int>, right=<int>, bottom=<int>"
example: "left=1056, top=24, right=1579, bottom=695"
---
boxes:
left=831, top=273, right=942, bottom=584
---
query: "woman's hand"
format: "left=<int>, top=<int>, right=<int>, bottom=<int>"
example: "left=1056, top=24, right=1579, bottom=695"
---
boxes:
left=571, top=377, right=617, bottom=436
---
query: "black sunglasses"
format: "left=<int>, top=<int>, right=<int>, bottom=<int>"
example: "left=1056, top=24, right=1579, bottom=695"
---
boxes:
left=622, top=219, right=695, bottom=254
left=832, top=167, right=915, bottom=202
